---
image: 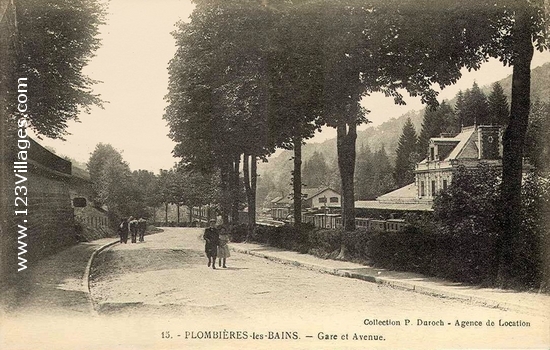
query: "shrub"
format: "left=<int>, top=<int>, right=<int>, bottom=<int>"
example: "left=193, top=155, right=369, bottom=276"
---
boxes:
left=429, top=232, right=498, bottom=285
left=367, top=229, right=431, bottom=273
left=307, top=229, right=342, bottom=258
left=228, top=224, right=248, bottom=243
left=341, top=229, right=370, bottom=262
left=431, top=165, right=549, bottom=289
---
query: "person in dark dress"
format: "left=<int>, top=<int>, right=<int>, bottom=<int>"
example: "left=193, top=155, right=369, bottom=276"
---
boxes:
left=118, top=218, right=129, bottom=244
left=203, top=219, right=219, bottom=269
left=129, top=216, right=138, bottom=243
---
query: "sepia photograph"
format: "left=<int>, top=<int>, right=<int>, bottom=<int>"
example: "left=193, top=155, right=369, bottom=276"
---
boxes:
left=1, top=0, right=549, bottom=349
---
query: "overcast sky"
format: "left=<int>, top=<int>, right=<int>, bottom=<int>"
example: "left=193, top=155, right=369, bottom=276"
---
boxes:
left=34, top=0, right=550, bottom=173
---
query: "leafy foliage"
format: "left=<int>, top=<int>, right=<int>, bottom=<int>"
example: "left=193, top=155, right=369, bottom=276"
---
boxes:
left=166, top=0, right=549, bottom=235
left=456, top=82, right=491, bottom=126
left=433, top=163, right=549, bottom=288
left=87, top=144, right=154, bottom=220
left=417, top=101, right=457, bottom=159
left=515, top=172, right=550, bottom=287
left=13, top=0, right=105, bottom=138
left=499, top=0, right=549, bottom=286
left=394, top=118, right=419, bottom=187
left=302, top=151, right=330, bottom=188
left=488, top=82, right=510, bottom=126
left=132, top=169, right=161, bottom=213
left=87, top=144, right=136, bottom=218
left=355, top=144, right=394, bottom=200
left=434, top=164, right=501, bottom=237
left=525, top=100, right=550, bottom=173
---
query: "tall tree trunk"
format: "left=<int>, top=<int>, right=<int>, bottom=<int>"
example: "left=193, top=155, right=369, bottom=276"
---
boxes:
left=164, top=202, right=168, bottom=225
left=198, top=204, right=202, bottom=227
left=243, top=155, right=250, bottom=235
left=336, top=121, right=357, bottom=260
left=293, top=137, right=303, bottom=227
left=250, top=153, right=257, bottom=232
left=231, top=155, right=241, bottom=224
left=498, top=7, right=534, bottom=287
left=188, top=205, right=193, bottom=224
left=176, top=204, right=180, bottom=224
left=338, top=122, right=357, bottom=231
left=243, top=153, right=257, bottom=240
left=220, top=164, right=230, bottom=225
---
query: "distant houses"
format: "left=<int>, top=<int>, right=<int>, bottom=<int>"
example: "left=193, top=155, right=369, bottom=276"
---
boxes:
left=271, top=187, right=341, bottom=221
left=269, top=124, right=514, bottom=227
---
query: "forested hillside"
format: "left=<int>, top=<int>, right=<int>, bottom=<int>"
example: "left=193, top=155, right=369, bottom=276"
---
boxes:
left=256, top=62, right=550, bottom=207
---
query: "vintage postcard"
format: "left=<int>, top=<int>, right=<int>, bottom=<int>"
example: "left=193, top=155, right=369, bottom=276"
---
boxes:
left=1, top=0, right=549, bottom=349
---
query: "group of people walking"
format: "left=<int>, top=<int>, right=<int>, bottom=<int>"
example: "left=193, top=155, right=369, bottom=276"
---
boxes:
left=203, top=219, right=230, bottom=269
left=118, top=216, right=147, bottom=244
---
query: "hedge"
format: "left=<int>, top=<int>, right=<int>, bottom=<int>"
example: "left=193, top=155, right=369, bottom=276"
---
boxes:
left=233, top=224, right=518, bottom=288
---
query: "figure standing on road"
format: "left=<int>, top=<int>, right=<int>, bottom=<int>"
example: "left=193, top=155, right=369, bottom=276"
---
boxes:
left=217, top=226, right=230, bottom=268
left=138, top=217, right=147, bottom=242
left=129, top=216, right=138, bottom=243
left=118, top=218, right=129, bottom=244
left=203, top=219, right=219, bottom=269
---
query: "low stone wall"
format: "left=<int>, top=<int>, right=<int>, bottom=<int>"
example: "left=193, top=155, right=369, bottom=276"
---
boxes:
left=1, top=138, right=77, bottom=288
left=24, top=163, right=77, bottom=261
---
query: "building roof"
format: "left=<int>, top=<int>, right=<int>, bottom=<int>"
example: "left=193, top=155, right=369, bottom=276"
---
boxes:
left=72, top=165, right=91, bottom=181
left=449, top=126, right=478, bottom=160
left=376, top=183, right=419, bottom=203
left=364, top=182, right=434, bottom=211
left=374, top=125, right=504, bottom=209
left=274, top=196, right=292, bottom=205
left=302, top=186, right=339, bottom=198
left=273, top=187, right=340, bottom=206
left=29, top=138, right=72, bottom=175
left=429, top=138, right=460, bottom=144
left=355, top=200, right=433, bottom=212
left=418, top=126, right=478, bottom=164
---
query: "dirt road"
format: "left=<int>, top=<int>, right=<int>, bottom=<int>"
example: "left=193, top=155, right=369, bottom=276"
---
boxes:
left=86, top=227, right=549, bottom=349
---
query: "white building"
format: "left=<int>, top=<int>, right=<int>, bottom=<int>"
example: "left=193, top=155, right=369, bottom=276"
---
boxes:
left=415, top=124, right=501, bottom=200
left=362, top=124, right=504, bottom=211
left=271, top=187, right=341, bottom=220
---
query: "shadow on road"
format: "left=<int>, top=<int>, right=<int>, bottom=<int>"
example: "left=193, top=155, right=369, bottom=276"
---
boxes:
left=92, top=247, right=204, bottom=281
left=217, top=266, right=249, bottom=271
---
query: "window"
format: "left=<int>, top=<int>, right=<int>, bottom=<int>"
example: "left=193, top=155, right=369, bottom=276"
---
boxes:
left=420, top=181, right=425, bottom=196
left=318, top=197, right=327, bottom=203
left=329, top=197, right=339, bottom=203
left=443, top=179, right=448, bottom=191
left=430, top=147, right=435, bottom=161
left=431, top=180, right=436, bottom=196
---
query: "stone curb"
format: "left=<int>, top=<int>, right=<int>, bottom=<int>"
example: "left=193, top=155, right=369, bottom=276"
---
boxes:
left=83, top=239, right=119, bottom=316
left=229, top=245, right=544, bottom=317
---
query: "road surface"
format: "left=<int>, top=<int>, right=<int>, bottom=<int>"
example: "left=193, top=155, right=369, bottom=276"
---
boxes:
left=88, top=227, right=549, bottom=349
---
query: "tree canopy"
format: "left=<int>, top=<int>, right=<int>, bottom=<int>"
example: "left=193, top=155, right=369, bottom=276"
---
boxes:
left=87, top=144, right=157, bottom=220
left=302, top=151, right=330, bottom=188
left=394, top=118, right=419, bottom=188
left=165, top=0, right=549, bottom=238
left=456, top=82, right=491, bottom=126
left=417, top=101, right=457, bottom=159
left=13, top=0, right=105, bottom=139
left=487, top=82, right=510, bottom=126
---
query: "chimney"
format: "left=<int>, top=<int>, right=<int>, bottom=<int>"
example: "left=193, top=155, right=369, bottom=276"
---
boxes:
left=477, top=125, right=501, bottom=160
